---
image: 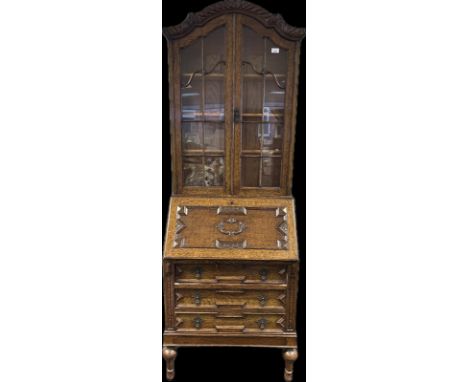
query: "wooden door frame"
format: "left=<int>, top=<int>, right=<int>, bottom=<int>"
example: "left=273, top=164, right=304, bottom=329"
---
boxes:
left=232, top=14, right=300, bottom=197
left=170, top=15, right=234, bottom=196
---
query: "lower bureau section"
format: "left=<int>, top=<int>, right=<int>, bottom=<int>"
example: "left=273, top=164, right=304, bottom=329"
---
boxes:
left=175, top=312, right=286, bottom=333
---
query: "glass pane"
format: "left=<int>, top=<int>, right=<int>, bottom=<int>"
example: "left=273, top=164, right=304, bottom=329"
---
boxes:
left=181, top=38, right=202, bottom=121
left=183, top=156, right=204, bottom=186
left=262, top=157, right=281, bottom=187
left=204, top=27, right=226, bottom=68
left=181, top=76, right=202, bottom=121
left=264, top=78, right=285, bottom=119
left=261, top=123, right=283, bottom=153
left=205, top=157, right=225, bottom=186
left=182, top=122, right=203, bottom=151
left=242, top=26, right=264, bottom=71
left=266, top=38, right=288, bottom=77
left=204, top=27, right=226, bottom=121
left=241, top=64, right=263, bottom=117
left=180, top=26, right=226, bottom=189
left=241, top=157, right=260, bottom=187
left=242, top=123, right=261, bottom=151
left=239, top=26, right=287, bottom=190
left=205, top=77, right=224, bottom=121
left=204, top=123, right=224, bottom=151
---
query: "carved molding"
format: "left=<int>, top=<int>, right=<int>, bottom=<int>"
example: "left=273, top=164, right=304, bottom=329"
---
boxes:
left=163, top=0, right=305, bottom=41
left=173, top=206, right=188, bottom=248
left=277, top=207, right=289, bottom=249
left=215, top=239, right=247, bottom=249
left=278, top=293, right=286, bottom=305
left=175, top=317, right=183, bottom=329
left=217, top=206, right=247, bottom=215
left=277, top=316, right=286, bottom=329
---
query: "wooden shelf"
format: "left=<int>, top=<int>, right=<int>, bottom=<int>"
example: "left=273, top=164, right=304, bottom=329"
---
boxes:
left=182, top=73, right=286, bottom=78
left=182, top=120, right=226, bottom=124
left=183, top=149, right=225, bottom=156
left=241, top=150, right=282, bottom=157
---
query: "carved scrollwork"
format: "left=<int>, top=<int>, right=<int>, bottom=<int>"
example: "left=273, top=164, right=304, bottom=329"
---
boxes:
left=242, top=60, right=286, bottom=89
left=163, top=0, right=305, bottom=41
left=216, top=217, right=246, bottom=236
left=182, top=60, right=227, bottom=88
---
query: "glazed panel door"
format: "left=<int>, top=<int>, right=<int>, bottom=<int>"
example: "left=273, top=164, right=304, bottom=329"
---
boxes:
left=172, top=16, right=233, bottom=195
left=233, top=15, right=297, bottom=196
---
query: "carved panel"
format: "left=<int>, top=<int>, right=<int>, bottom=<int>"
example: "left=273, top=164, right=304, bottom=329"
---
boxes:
left=163, top=0, right=305, bottom=41
left=171, top=205, right=289, bottom=250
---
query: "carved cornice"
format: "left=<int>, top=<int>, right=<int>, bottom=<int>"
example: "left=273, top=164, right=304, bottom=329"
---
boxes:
left=163, top=0, right=305, bottom=41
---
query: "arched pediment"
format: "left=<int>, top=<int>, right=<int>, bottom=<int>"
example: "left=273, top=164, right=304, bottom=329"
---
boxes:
left=163, top=0, right=305, bottom=41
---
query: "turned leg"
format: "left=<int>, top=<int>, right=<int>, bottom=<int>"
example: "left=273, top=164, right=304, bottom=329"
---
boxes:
left=283, top=348, right=298, bottom=382
left=162, top=346, right=177, bottom=381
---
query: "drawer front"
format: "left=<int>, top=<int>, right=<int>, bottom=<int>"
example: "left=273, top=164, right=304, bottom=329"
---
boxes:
left=175, top=313, right=286, bottom=333
left=175, top=262, right=288, bottom=284
left=174, top=288, right=287, bottom=310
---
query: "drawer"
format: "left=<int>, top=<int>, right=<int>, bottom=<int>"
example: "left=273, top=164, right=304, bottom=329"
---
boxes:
left=174, top=288, right=287, bottom=310
left=175, top=313, right=286, bottom=333
left=174, top=262, right=288, bottom=284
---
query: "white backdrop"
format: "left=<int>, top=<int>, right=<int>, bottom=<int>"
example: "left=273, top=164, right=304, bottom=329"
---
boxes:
left=0, top=0, right=467, bottom=381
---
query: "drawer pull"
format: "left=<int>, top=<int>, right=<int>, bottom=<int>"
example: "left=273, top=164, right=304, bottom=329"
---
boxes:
left=259, top=269, right=268, bottom=281
left=194, top=267, right=203, bottom=279
left=193, top=317, right=203, bottom=329
left=257, top=318, right=268, bottom=330
left=216, top=314, right=245, bottom=319
left=193, top=292, right=201, bottom=306
left=215, top=276, right=246, bottom=283
left=215, top=325, right=245, bottom=333
left=216, top=302, right=246, bottom=309
left=215, top=290, right=245, bottom=295
left=258, top=295, right=267, bottom=306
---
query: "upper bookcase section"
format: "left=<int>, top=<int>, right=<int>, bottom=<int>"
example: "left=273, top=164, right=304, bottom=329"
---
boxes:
left=164, top=1, right=305, bottom=197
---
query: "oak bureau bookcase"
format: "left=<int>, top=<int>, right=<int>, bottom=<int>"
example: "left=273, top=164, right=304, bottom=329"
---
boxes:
left=162, top=1, right=305, bottom=380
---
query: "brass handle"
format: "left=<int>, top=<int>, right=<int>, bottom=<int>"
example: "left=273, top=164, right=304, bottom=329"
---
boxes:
left=257, top=318, right=268, bottom=330
left=259, top=269, right=268, bottom=281
left=193, top=317, right=203, bottom=329
left=234, top=108, right=240, bottom=123
left=258, top=295, right=267, bottom=306
left=193, top=291, right=201, bottom=306
left=194, top=267, right=203, bottom=279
